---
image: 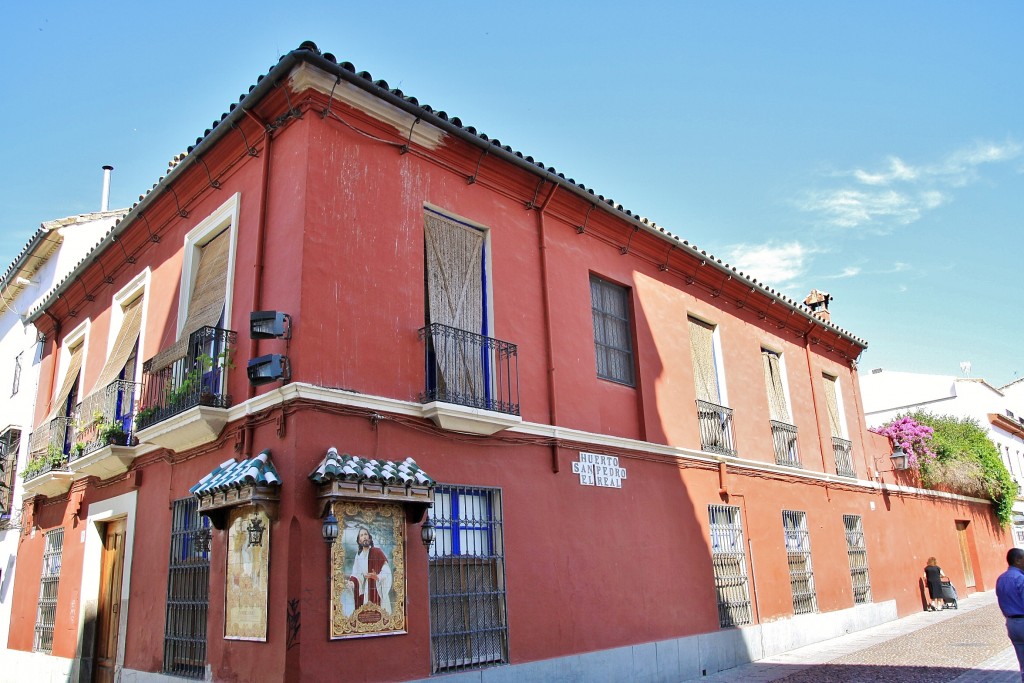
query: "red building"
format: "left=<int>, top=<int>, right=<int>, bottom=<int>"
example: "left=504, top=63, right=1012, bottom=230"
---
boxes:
left=6, top=42, right=1007, bottom=682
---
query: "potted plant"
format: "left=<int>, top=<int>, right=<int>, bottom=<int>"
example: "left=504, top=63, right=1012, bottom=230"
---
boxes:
left=196, top=350, right=233, bottom=405
left=72, top=442, right=86, bottom=459
left=45, top=443, right=67, bottom=470
left=21, top=454, right=46, bottom=480
left=135, top=406, right=158, bottom=431
left=99, top=421, right=129, bottom=446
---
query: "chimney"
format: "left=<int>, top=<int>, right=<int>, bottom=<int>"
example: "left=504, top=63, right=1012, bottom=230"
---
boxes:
left=101, top=165, right=113, bottom=211
left=804, top=289, right=832, bottom=323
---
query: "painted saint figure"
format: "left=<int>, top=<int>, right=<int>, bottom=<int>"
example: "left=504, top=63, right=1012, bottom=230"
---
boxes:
left=344, top=527, right=392, bottom=613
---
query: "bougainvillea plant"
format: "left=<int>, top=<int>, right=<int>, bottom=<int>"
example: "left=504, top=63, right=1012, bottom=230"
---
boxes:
left=870, top=415, right=937, bottom=470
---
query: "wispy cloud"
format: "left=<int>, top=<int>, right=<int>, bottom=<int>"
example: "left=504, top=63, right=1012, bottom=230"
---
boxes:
left=853, top=157, right=918, bottom=185
left=798, top=140, right=1021, bottom=230
left=824, top=266, right=861, bottom=279
left=723, top=241, right=814, bottom=287
left=798, top=188, right=943, bottom=228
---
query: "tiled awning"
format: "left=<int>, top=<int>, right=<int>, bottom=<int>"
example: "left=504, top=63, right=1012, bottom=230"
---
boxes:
left=191, top=449, right=281, bottom=527
left=309, top=447, right=434, bottom=514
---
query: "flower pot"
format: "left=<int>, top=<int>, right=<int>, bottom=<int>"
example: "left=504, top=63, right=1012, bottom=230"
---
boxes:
left=105, top=432, right=129, bottom=447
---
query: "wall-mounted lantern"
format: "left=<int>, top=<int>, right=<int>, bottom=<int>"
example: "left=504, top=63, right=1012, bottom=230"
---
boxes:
left=321, top=507, right=339, bottom=546
left=246, top=516, right=266, bottom=547
left=250, top=311, right=292, bottom=339
left=247, top=354, right=291, bottom=386
left=421, top=517, right=435, bottom=550
left=890, top=446, right=910, bottom=471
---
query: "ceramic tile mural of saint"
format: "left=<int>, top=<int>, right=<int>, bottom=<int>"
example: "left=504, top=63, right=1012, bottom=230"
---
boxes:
left=330, top=501, right=406, bottom=638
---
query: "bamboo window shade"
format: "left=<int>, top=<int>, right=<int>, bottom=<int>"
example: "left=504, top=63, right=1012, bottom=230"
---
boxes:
left=424, top=210, right=486, bottom=399
left=761, top=350, right=791, bottom=422
left=822, top=375, right=843, bottom=437
left=688, top=318, right=720, bottom=403
left=43, top=343, right=84, bottom=422
left=424, top=211, right=484, bottom=335
left=89, top=298, right=143, bottom=395
left=149, top=230, right=230, bottom=371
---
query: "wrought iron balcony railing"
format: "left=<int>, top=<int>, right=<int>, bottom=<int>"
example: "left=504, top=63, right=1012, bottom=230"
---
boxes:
left=24, top=416, right=74, bottom=480
left=138, top=326, right=237, bottom=431
left=697, top=400, right=736, bottom=456
left=69, top=379, right=142, bottom=460
left=771, top=420, right=801, bottom=468
left=419, top=323, right=519, bottom=416
left=832, top=436, right=855, bottom=478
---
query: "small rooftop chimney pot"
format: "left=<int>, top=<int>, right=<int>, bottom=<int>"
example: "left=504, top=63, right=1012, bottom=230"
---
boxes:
left=804, top=288, right=832, bottom=323
left=101, top=165, right=113, bottom=212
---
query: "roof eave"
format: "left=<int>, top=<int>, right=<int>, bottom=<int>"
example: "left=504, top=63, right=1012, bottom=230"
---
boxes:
left=25, top=46, right=868, bottom=351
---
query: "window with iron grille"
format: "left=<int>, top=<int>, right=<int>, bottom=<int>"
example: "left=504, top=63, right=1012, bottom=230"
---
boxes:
left=163, top=497, right=211, bottom=679
left=590, top=276, right=635, bottom=386
left=708, top=505, right=751, bottom=627
left=12, top=352, right=21, bottom=396
left=428, top=485, right=508, bottom=674
left=0, top=428, right=21, bottom=518
left=34, top=527, right=64, bottom=653
left=843, top=514, right=872, bottom=604
left=782, top=510, right=818, bottom=614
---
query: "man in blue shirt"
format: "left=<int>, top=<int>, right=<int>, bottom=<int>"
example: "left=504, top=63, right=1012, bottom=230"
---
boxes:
left=996, top=547, right=1024, bottom=681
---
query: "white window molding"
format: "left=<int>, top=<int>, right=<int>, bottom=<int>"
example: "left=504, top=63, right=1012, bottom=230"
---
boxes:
left=61, top=318, right=90, bottom=395
left=108, top=269, right=150, bottom=384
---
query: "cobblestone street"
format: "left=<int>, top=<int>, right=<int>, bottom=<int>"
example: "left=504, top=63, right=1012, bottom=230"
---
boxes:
left=688, top=591, right=1021, bottom=683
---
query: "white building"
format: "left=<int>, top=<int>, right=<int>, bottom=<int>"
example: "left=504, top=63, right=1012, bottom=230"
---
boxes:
left=0, top=207, right=125, bottom=650
left=860, top=368, right=1024, bottom=544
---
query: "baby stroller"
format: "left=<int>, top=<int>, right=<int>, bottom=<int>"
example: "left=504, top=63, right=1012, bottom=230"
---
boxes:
left=940, top=580, right=958, bottom=609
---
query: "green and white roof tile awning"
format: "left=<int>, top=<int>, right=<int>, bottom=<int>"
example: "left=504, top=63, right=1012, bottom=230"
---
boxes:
left=191, top=449, right=281, bottom=527
left=310, top=447, right=434, bottom=515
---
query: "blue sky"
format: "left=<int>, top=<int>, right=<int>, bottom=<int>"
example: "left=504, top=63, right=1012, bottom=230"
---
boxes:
left=1, top=2, right=1021, bottom=385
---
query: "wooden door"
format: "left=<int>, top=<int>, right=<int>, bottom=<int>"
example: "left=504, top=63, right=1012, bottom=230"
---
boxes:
left=94, top=518, right=126, bottom=683
left=956, top=520, right=976, bottom=588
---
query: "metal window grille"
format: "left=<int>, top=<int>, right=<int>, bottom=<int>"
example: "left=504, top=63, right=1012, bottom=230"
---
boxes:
left=0, top=428, right=21, bottom=517
left=697, top=400, right=736, bottom=456
left=843, top=514, right=872, bottom=604
left=708, top=505, right=751, bottom=627
left=833, top=437, right=855, bottom=478
left=782, top=510, right=818, bottom=615
left=590, top=276, right=635, bottom=386
left=34, top=528, right=64, bottom=653
left=428, top=486, right=508, bottom=674
left=771, top=420, right=801, bottom=467
left=163, top=497, right=211, bottom=678
left=12, top=352, right=21, bottom=396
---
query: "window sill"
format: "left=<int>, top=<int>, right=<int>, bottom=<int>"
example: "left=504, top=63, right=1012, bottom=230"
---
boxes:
left=69, top=444, right=137, bottom=480
left=22, top=470, right=74, bottom=498
left=135, top=405, right=229, bottom=453
left=421, top=401, right=522, bottom=436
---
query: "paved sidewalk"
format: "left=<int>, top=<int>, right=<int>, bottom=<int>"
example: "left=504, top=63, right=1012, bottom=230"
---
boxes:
left=685, top=590, right=1020, bottom=682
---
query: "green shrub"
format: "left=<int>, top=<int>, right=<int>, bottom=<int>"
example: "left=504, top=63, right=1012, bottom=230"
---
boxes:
left=904, top=410, right=1016, bottom=527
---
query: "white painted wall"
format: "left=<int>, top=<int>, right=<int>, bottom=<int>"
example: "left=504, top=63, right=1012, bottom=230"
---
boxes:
left=0, top=211, right=120, bottom=652
left=860, top=368, right=1024, bottom=545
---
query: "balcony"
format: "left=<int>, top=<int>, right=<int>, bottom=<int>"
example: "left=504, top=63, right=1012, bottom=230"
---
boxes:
left=135, top=326, right=237, bottom=452
left=22, top=418, right=74, bottom=498
left=771, top=420, right=801, bottom=468
left=67, top=380, right=141, bottom=480
left=697, top=400, right=736, bottom=456
left=418, top=323, right=521, bottom=435
left=832, top=436, right=855, bottom=478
